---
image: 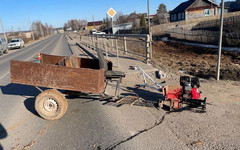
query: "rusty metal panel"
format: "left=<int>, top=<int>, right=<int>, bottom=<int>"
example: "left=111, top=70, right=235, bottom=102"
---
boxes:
left=41, top=53, right=66, bottom=65
left=10, top=60, right=105, bottom=94
left=79, top=58, right=100, bottom=69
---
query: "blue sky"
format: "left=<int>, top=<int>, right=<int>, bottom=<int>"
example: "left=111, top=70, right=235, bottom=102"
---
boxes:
left=0, top=0, right=225, bottom=32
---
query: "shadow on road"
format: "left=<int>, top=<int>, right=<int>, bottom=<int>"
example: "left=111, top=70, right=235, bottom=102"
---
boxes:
left=0, top=83, right=44, bottom=118
left=99, top=87, right=164, bottom=108
left=24, top=98, right=40, bottom=118
left=0, top=123, right=7, bottom=150
left=0, top=83, right=40, bottom=97
left=123, top=87, right=164, bottom=103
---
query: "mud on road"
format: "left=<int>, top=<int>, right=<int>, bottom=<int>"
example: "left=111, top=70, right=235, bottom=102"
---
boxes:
left=152, top=41, right=240, bottom=81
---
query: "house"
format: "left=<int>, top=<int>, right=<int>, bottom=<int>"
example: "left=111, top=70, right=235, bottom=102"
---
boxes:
left=87, top=21, right=103, bottom=30
left=170, top=0, right=219, bottom=22
left=127, top=12, right=141, bottom=27
left=224, top=0, right=240, bottom=12
left=22, top=32, right=32, bottom=39
left=145, top=14, right=157, bottom=24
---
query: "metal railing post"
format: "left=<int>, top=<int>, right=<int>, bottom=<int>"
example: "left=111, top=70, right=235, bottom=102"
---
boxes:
left=88, top=36, right=90, bottom=48
left=91, top=35, right=94, bottom=49
left=146, top=34, right=150, bottom=64
left=87, top=36, right=89, bottom=48
left=96, top=35, right=98, bottom=51
left=111, top=38, right=113, bottom=52
left=104, top=39, right=108, bottom=59
left=123, top=37, right=127, bottom=54
left=115, top=37, right=119, bottom=68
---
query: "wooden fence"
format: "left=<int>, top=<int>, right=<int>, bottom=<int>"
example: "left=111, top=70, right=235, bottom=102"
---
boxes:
left=166, top=28, right=240, bottom=46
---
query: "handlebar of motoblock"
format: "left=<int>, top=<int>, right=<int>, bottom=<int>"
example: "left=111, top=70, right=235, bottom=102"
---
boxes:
left=129, top=66, right=165, bottom=90
left=129, top=66, right=138, bottom=70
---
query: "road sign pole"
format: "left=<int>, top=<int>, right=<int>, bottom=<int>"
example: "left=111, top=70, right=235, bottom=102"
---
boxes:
left=112, top=17, right=113, bottom=34
left=107, top=8, right=116, bottom=34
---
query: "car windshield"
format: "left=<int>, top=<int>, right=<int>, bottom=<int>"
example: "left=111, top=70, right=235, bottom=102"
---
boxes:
left=10, top=39, right=19, bottom=43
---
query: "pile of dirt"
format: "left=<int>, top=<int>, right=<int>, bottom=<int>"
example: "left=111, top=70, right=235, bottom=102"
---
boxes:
left=152, top=40, right=240, bottom=81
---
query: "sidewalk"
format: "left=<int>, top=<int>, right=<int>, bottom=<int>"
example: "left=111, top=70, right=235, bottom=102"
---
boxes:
left=76, top=41, right=157, bottom=75
left=66, top=34, right=162, bottom=102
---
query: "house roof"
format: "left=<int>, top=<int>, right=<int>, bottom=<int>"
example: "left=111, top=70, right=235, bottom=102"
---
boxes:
left=127, top=13, right=141, bottom=20
left=230, top=2, right=240, bottom=11
left=170, top=0, right=196, bottom=14
left=87, top=21, right=103, bottom=26
left=170, top=0, right=218, bottom=14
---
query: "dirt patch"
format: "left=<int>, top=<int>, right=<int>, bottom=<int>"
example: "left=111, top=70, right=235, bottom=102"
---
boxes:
left=152, top=41, right=240, bottom=80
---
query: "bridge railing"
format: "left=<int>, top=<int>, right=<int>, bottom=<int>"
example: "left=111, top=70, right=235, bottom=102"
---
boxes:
left=78, top=34, right=152, bottom=64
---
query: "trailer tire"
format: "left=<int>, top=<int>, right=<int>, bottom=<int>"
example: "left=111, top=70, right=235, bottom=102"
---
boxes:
left=35, top=89, right=68, bottom=120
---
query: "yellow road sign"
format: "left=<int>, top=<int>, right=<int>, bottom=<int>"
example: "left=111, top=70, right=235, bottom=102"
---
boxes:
left=107, top=8, right=116, bottom=18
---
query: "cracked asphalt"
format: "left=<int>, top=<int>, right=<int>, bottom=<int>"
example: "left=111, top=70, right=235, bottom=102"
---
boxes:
left=0, top=33, right=169, bottom=150
left=1, top=32, right=239, bottom=150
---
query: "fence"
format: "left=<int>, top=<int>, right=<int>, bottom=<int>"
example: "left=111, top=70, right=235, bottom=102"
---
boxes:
left=166, top=28, right=240, bottom=46
left=118, top=27, right=149, bottom=34
left=166, top=28, right=219, bottom=44
left=77, top=34, right=152, bottom=65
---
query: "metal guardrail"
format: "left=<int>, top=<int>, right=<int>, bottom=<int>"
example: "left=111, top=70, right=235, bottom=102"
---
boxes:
left=78, top=34, right=152, bottom=64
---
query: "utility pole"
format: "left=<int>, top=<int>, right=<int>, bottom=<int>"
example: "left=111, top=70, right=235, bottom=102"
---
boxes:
left=216, top=0, right=224, bottom=80
left=111, top=16, right=114, bottom=34
left=0, top=18, right=7, bottom=42
left=147, top=0, right=151, bottom=34
left=28, top=15, right=35, bottom=40
left=92, top=14, right=95, bottom=28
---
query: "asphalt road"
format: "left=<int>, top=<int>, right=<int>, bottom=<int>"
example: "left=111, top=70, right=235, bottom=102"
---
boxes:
left=0, top=33, right=150, bottom=150
left=0, top=33, right=190, bottom=150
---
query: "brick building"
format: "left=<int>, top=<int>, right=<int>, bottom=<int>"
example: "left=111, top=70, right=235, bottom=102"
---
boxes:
left=87, top=21, right=103, bottom=30
left=170, top=0, right=219, bottom=22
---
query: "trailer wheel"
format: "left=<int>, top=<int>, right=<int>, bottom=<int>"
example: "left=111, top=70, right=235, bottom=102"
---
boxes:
left=35, top=89, right=68, bottom=120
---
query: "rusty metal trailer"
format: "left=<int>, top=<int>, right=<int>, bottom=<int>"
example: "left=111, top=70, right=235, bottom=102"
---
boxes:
left=10, top=53, right=116, bottom=120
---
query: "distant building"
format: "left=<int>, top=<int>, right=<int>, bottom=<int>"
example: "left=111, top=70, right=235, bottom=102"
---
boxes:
left=127, top=12, right=141, bottom=27
left=170, top=0, right=219, bottom=22
left=112, top=23, right=133, bottom=34
left=145, top=14, right=157, bottom=24
left=87, top=21, right=103, bottom=30
left=224, top=0, right=240, bottom=12
left=22, top=32, right=32, bottom=39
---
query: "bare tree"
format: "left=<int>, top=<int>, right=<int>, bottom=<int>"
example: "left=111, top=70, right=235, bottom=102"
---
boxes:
left=49, top=25, right=53, bottom=34
left=67, top=19, right=79, bottom=31
left=32, top=21, right=48, bottom=37
left=154, top=3, right=169, bottom=24
left=63, top=23, right=68, bottom=31
left=78, top=19, right=87, bottom=30
left=115, top=11, right=127, bottom=24
left=45, top=23, right=49, bottom=35
left=103, top=17, right=110, bottom=29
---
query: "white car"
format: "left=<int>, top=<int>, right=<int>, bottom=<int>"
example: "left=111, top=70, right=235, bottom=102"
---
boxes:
left=96, top=31, right=106, bottom=34
left=8, top=38, right=24, bottom=49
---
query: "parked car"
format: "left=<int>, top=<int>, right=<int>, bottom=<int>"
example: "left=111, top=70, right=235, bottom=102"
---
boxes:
left=8, top=38, right=24, bottom=50
left=0, top=37, right=8, bottom=55
left=90, top=29, right=97, bottom=34
left=96, top=31, right=106, bottom=34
